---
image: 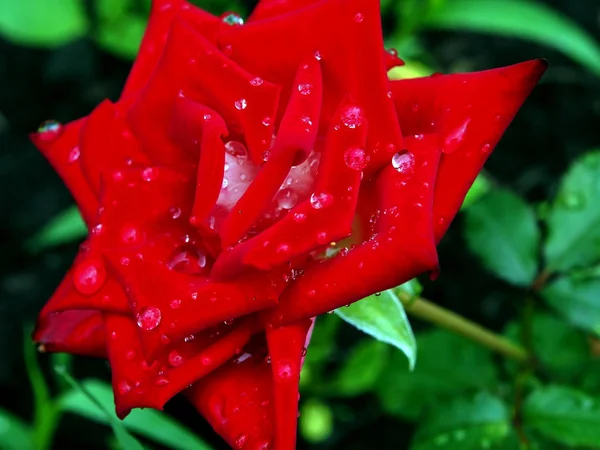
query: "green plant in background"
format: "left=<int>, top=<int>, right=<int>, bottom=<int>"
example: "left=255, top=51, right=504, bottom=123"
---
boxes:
left=2, top=0, right=600, bottom=449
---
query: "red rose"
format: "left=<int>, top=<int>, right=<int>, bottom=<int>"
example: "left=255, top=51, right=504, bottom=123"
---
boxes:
left=31, top=0, right=546, bottom=448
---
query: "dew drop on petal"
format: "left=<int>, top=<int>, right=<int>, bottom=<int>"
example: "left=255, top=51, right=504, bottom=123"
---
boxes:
left=141, top=167, right=158, bottom=182
left=297, top=83, right=313, bottom=95
left=67, top=146, right=80, bottom=163
left=117, top=380, right=131, bottom=395
left=155, top=377, right=170, bottom=386
left=443, top=119, right=470, bottom=154
left=234, top=98, right=248, bottom=110
left=225, top=141, right=248, bottom=159
left=120, top=226, right=144, bottom=244
left=169, top=299, right=181, bottom=309
left=136, top=307, right=162, bottom=331
left=274, top=359, right=295, bottom=382
left=261, top=116, right=272, bottom=127
left=73, top=259, right=106, bottom=295
left=481, top=143, right=491, bottom=154
left=343, top=147, right=369, bottom=170
left=340, top=106, right=365, bottom=128
left=310, top=192, right=333, bottom=209
left=293, top=212, right=307, bottom=223
left=391, top=151, right=415, bottom=175
left=170, top=206, right=182, bottom=219
left=314, top=50, right=322, bottom=61
left=249, top=77, right=263, bottom=86
left=37, top=120, right=63, bottom=141
left=354, top=12, right=364, bottom=22
left=168, top=351, right=184, bottom=367
left=221, top=11, right=244, bottom=26
left=201, top=356, right=213, bottom=366
left=167, top=245, right=207, bottom=274
left=275, top=187, right=298, bottom=209
left=235, top=434, right=248, bottom=449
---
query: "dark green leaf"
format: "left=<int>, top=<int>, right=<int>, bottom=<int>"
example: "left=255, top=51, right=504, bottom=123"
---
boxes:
left=542, top=274, right=600, bottom=335
left=55, top=373, right=145, bottom=450
left=523, top=385, right=600, bottom=448
left=0, top=0, right=89, bottom=47
left=424, top=0, right=600, bottom=76
left=96, top=15, right=146, bottom=60
left=335, top=339, right=389, bottom=396
left=0, top=409, right=32, bottom=450
left=25, top=206, right=87, bottom=254
left=545, top=151, right=600, bottom=272
left=461, top=174, right=492, bottom=210
left=411, top=393, right=514, bottom=450
left=335, top=285, right=416, bottom=370
left=376, top=330, right=497, bottom=421
left=58, top=379, right=213, bottom=450
left=504, top=314, right=589, bottom=382
left=464, top=188, right=540, bottom=286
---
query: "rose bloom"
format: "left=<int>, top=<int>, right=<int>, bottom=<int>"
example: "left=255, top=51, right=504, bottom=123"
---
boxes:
left=31, top=0, right=546, bottom=448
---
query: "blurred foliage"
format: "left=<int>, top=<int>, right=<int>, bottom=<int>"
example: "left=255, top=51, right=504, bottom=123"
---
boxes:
left=1, top=0, right=600, bottom=449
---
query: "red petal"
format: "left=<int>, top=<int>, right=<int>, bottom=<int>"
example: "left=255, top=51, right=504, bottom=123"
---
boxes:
left=105, top=313, right=256, bottom=418
left=218, top=0, right=403, bottom=173
left=33, top=310, right=106, bottom=358
left=219, top=58, right=323, bottom=246
left=30, top=119, right=99, bottom=224
left=391, top=59, right=547, bottom=241
left=247, top=0, right=321, bottom=22
left=267, top=134, right=441, bottom=325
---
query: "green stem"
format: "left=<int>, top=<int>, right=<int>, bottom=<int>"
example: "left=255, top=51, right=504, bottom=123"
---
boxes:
left=397, top=293, right=530, bottom=362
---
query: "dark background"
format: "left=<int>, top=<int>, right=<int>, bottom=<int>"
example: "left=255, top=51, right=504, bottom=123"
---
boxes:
left=0, top=0, right=599, bottom=448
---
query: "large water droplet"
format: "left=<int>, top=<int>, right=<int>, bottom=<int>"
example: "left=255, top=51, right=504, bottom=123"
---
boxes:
left=168, top=350, right=184, bottom=367
left=136, top=307, right=162, bottom=331
left=340, top=106, right=365, bottom=128
left=310, top=192, right=333, bottom=209
left=37, top=120, right=63, bottom=140
left=297, top=83, right=313, bottom=95
left=343, top=147, right=369, bottom=170
left=167, top=245, right=207, bottom=274
left=354, top=12, right=364, bottom=22
left=225, top=141, right=248, bottom=159
left=275, top=187, right=298, bottom=209
left=391, top=151, right=415, bottom=176
left=234, top=98, right=248, bottom=110
left=73, top=259, right=106, bottom=295
left=221, top=11, right=244, bottom=26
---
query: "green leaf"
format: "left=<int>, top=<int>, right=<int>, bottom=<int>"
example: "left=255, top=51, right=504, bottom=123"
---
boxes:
left=542, top=274, right=600, bottom=336
left=335, top=339, right=389, bottom=396
left=464, top=188, right=540, bottom=287
left=299, top=398, right=333, bottom=443
left=504, top=314, right=589, bottom=383
left=58, top=379, right=213, bottom=450
left=0, top=0, right=89, bottom=47
left=411, top=393, right=514, bottom=450
left=0, top=409, right=32, bottom=450
left=376, top=330, right=498, bottom=421
left=523, top=385, right=600, bottom=448
left=545, top=151, right=600, bottom=272
left=55, top=373, right=145, bottom=450
left=423, top=0, right=600, bottom=76
left=460, top=174, right=492, bottom=210
left=335, top=283, right=417, bottom=370
left=96, top=15, right=146, bottom=60
left=25, top=206, right=87, bottom=254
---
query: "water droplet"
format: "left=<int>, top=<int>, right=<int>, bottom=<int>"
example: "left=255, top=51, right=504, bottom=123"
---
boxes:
left=201, top=356, right=213, bottom=366
left=301, top=347, right=307, bottom=357
left=262, top=116, right=272, bottom=127
left=391, top=151, right=415, bottom=176
left=443, top=119, right=470, bottom=154
left=235, top=434, right=248, bottom=449
left=344, top=147, right=369, bottom=170
left=256, top=441, right=270, bottom=450
left=276, top=243, right=290, bottom=254
left=316, top=231, right=328, bottom=244
left=481, top=143, right=491, bottom=154
left=73, top=259, right=106, bottom=295
left=340, top=106, right=365, bottom=128
left=168, top=351, right=184, bottom=367
left=249, top=77, right=263, bottom=86
left=141, top=167, right=158, bottom=181
left=117, top=380, right=131, bottom=395
left=91, top=223, right=103, bottom=235
left=170, top=206, right=182, bottom=219
left=136, top=307, right=162, bottom=331
left=221, top=11, right=244, bottom=26
left=275, top=187, right=298, bottom=209
left=184, top=334, right=195, bottom=343
left=167, top=245, right=207, bottom=274
left=314, top=50, right=322, bottom=61
left=310, top=192, right=333, bottom=209
left=297, top=83, right=313, bottom=95
left=300, top=115, right=313, bottom=127
left=169, top=299, right=181, bottom=309
left=203, top=113, right=212, bottom=121
left=225, top=140, right=248, bottom=159
left=37, top=120, right=63, bottom=140
left=224, top=318, right=234, bottom=326
left=155, top=377, right=169, bottom=386
left=234, top=98, right=248, bottom=110
left=120, top=226, right=144, bottom=244
left=262, top=150, right=271, bottom=162
left=274, top=359, right=294, bottom=382
left=68, top=146, right=80, bottom=163
left=293, top=212, right=307, bottom=223
left=222, top=177, right=229, bottom=189
left=354, top=12, right=364, bottom=22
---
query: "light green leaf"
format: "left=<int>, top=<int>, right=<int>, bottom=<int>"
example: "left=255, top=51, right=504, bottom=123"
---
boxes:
left=26, top=206, right=87, bottom=254
left=376, top=330, right=498, bottom=421
left=335, top=285, right=417, bottom=370
left=542, top=274, right=600, bottom=336
left=423, top=0, right=600, bottom=76
left=58, top=379, right=213, bottom=450
left=411, top=393, right=514, bottom=450
left=335, top=339, right=389, bottom=396
left=523, top=385, right=600, bottom=448
left=504, top=314, right=589, bottom=383
left=299, top=399, right=333, bottom=443
left=464, top=188, right=540, bottom=287
left=96, top=15, right=146, bottom=60
left=544, top=151, right=600, bottom=272
left=0, top=409, right=32, bottom=450
left=55, top=373, right=144, bottom=450
left=0, top=0, right=89, bottom=47
left=461, top=174, right=492, bottom=210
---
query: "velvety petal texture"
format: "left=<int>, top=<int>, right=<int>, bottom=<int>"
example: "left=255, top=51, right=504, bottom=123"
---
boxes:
left=31, top=0, right=545, bottom=448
